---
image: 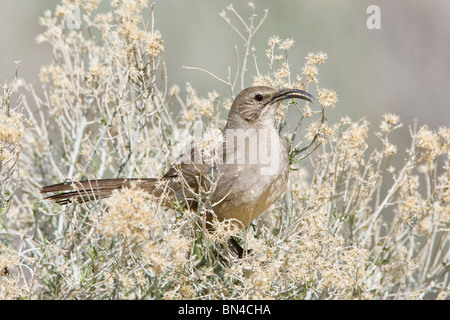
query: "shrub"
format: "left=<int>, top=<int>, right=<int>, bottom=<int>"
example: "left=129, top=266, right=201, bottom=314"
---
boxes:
left=1, top=1, right=448, bottom=300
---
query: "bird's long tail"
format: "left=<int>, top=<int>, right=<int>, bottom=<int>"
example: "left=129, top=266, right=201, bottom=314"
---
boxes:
left=40, top=178, right=159, bottom=205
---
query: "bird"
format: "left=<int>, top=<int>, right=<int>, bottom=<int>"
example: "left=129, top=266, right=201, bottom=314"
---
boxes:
left=41, top=86, right=314, bottom=255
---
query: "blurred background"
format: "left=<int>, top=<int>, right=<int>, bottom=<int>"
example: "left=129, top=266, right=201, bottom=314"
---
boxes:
left=1, top=0, right=449, bottom=147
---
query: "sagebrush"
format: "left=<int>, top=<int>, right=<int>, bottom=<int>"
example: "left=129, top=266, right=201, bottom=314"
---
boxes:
left=0, top=1, right=448, bottom=300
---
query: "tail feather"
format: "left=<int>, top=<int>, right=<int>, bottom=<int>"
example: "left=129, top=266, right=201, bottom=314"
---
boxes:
left=41, top=178, right=159, bottom=204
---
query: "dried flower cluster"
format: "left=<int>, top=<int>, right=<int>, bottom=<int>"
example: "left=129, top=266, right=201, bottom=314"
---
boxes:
left=0, top=1, right=448, bottom=300
left=0, top=67, right=30, bottom=298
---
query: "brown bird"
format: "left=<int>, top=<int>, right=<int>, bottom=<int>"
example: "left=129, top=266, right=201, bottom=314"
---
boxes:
left=41, top=86, right=313, bottom=255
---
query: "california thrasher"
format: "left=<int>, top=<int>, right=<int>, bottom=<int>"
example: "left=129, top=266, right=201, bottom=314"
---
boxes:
left=41, top=86, right=313, bottom=254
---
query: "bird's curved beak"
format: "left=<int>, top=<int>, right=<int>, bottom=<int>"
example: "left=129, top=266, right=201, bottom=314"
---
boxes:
left=270, top=88, right=314, bottom=104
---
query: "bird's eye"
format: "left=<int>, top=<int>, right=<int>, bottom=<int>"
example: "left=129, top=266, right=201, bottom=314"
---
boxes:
left=254, top=94, right=264, bottom=102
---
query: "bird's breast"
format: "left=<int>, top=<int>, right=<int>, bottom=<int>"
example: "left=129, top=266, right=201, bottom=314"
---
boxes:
left=211, top=128, right=289, bottom=227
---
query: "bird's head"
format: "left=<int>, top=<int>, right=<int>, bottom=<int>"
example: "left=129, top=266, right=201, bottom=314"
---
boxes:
left=227, top=86, right=314, bottom=128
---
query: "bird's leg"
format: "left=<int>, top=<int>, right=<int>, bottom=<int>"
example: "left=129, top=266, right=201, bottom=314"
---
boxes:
left=228, top=236, right=252, bottom=258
